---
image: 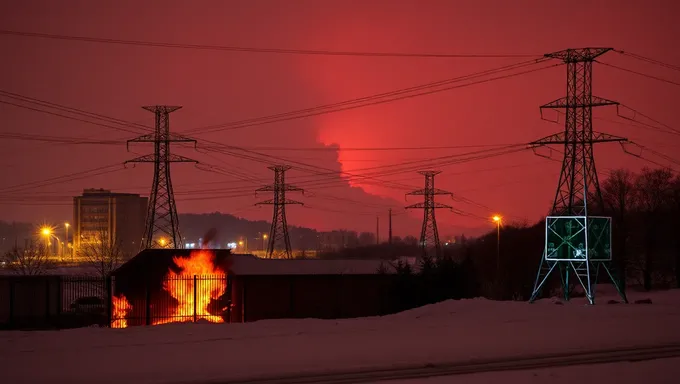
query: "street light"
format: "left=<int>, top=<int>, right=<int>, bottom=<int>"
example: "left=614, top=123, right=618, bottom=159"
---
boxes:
left=492, top=215, right=502, bottom=276
left=40, top=227, right=52, bottom=256
left=158, top=238, right=167, bottom=247
left=64, top=223, right=71, bottom=261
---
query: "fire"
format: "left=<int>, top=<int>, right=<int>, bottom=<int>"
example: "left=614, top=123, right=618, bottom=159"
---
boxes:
left=153, top=250, right=227, bottom=325
left=112, top=295, right=131, bottom=329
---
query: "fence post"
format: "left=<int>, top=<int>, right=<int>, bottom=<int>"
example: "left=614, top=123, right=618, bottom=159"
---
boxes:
left=45, top=278, right=50, bottom=327
left=57, top=277, right=62, bottom=328
left=145, top=279, right=151, bottom=326
left=106, top=276, right=112, bottom=328
left=226, top=274, right=231, bottom=324
left=193, top=275, right=197, bottom=323
left=9, top=279, right=14, bottom=328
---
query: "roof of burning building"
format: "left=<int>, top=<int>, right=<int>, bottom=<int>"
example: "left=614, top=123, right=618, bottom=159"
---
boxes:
left=229, top=254, right=394, bottom=275
left=112, top=249, right=395, bottom=280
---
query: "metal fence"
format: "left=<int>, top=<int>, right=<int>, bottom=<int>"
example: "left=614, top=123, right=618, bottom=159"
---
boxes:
left=0, top=274, right=229, bottom=330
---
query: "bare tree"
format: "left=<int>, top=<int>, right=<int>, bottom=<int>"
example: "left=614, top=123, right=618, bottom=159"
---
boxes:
left=632, top=167, right=674, bottom=290
left=669, top=176, right=680, bottom=287
left=602, top=168, right=636, bottom=286
left=78, top=227, right=126, bottom=279
left=5, top=243, right=52, bottom=275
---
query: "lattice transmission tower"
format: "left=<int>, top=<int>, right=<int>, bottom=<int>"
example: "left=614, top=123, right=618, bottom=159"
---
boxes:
left=528, top=48, right=628, bottom=304
left=126, top=106, right=197, bottom=250
left=406, top=171, right=452, bottom=258
left=256, top=165, right=303, bottom=259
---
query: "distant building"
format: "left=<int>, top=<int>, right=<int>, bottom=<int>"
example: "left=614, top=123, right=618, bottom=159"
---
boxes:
left=73, top=188, right=147, bottom=258
left=318, top=230, right=359, bottom=251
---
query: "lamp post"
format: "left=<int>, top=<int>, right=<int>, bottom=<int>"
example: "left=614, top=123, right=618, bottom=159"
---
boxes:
left=64, top=223, right=70, bottom=260
left=492, top=215, right=502, bottom=276
left=238, top=237, right=248, bottom=253
left=40, top=227, right=52, bottom=257
left=262, top=234, right=267, bottom=251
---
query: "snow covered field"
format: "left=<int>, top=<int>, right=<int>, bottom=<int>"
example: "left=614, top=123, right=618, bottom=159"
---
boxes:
left=1, top=287, right=679, bottom=384
left=390, top=357, right=680, bottom=384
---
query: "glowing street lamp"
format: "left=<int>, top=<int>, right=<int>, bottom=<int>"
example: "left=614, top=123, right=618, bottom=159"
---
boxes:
left=158, top=238, right=168, bottom=247
left=492, top=215, right=502, bottom=276
left=64, top=223, right=71, bottom=260
left=40, top=226, right=53, bottom=256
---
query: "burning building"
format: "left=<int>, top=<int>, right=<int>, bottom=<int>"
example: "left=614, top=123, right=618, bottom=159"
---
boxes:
left=110, top=248, right=232, bottom=327
left=111, top=248, right=396, bottom=328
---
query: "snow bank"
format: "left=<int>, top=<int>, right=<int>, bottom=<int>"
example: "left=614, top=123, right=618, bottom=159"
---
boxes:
left=1, top=289, right=679, bottom=384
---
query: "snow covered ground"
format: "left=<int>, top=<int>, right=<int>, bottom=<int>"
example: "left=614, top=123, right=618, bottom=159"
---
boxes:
left=1, top=286, right=679, bottom=384
left=390, top=357, right=680, bottom=384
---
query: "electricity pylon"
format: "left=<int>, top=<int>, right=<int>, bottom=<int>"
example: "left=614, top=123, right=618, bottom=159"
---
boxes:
left=528, top=48, right=628, bottom=304
left=406, top=171, right=452, bottom=257
left=256, top=165, right=303, bottom=259
left=125, top=106, right=197, bottom=250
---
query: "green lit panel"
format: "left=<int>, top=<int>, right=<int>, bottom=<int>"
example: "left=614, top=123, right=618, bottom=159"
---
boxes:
left=586, top=216, right=612, bottom=261
left=545, top=216, right=587, bottom=261
left=544, top=216, right=612, bottom=261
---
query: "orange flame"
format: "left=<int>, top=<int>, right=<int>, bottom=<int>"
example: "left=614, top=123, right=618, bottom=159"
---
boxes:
left=112, top=294, right=131, bottom=329
left=153, top=250, right=227, bottom=325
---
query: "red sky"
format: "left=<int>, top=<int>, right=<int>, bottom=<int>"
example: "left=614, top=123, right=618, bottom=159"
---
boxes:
left=0, top=0, right=679, bottom=238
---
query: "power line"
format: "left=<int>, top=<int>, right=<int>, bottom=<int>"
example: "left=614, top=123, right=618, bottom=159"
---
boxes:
left=552, top=107, right=680, bottom=137
left=0, top=146, right=529, bottom=205
left=0, top=93, right=530, bottom=203
left=184, top=59, right=556, bottom=134
left=184, top=58, right=547, bottom=134
left=200, top=143, right=516, bottom=152
left=0, top=90, right=151, bottom=132
left=0, top=68, right=542, bottom=195
left=0, top=132, right=123, bottom=145
left=0, top=29, right=540, bottom=58
left=0, top=99, right=145, bottom=135
left=0, top=163, right=124, bottom=194
left=201, top=143, right=529, bottom=192
left=598, top=61, right=680, bottom=87
left=616, top=104, right=680, bottom=136
left=613, top=50, right=680, bottom=72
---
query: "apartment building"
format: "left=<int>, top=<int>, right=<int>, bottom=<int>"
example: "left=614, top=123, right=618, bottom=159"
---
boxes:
left=73, top=188, right=147, bottom=258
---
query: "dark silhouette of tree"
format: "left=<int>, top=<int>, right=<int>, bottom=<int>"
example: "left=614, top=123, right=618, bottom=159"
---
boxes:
left=79, top=227, right=126, bottom=279
left=403, top=235, right=418, bottom=246
left=358, top=232, right=376, bottom=246
left=670, top=176, right=680, bottom=288
left=602, top=168, right=636, bottom=292
left=632, top=168, right=674, bottom=290
left=4, top=243, right=51, bottom=275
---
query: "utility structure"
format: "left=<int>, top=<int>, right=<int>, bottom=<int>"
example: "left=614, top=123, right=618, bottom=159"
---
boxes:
left=256, top=165, right=303, bottom=259
left=406, top=171, right=452, bottom=257
left=126, top=106, right=197, bottom=250
left=528, top=48, right=628, bottom=304
left=388, top=208, right=393, bottom=245
left=376, top=216, right=380, bottom=245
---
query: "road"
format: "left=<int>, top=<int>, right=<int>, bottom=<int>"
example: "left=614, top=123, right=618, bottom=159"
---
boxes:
left=195, top=343, right=680, bottom=384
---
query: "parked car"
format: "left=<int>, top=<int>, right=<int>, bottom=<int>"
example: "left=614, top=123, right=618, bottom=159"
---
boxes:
left=69, top=296, right=107, bottom=316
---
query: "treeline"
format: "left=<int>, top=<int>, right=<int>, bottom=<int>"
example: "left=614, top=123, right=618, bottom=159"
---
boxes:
left=321, top=167, right=680, bottom=301
left=381, top=255, right=479, bottom=313
left=599, top=167, right=679, bottom=290
left=463, top=167, right=680, bottom=298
